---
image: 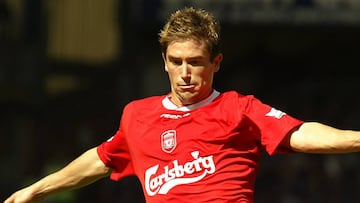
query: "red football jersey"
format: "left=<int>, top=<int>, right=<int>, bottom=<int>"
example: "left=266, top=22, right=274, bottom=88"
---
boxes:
left=97, top=90, right=303, bottom=202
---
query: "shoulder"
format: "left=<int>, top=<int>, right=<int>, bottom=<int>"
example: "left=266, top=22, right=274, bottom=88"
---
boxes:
left=216, top=91, right=269, bottom=115
left=218, top=90, right=257, bottom=104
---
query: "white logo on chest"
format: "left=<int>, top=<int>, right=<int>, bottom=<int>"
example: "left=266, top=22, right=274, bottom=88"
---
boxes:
left=144, top=151, right=216, bottom=196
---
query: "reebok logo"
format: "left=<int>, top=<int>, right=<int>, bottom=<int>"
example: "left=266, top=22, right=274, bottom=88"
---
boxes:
left=144, top=151, right=216, bottom=196
left=265, top=108, right=286, bottom=119
left=160, top=113, right=190, bottom=119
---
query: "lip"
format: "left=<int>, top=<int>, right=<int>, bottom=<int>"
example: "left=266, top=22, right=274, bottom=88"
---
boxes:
left=179, top=84, right=195, bottom=90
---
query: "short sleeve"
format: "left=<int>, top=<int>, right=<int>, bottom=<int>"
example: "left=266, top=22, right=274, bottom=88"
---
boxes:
left=244, top=96, right=304, bottom=155
left=97, top=105, right=135, bottom=180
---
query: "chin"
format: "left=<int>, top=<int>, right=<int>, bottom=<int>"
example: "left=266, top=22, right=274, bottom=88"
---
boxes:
left=180, top=94, right=199, bottom=105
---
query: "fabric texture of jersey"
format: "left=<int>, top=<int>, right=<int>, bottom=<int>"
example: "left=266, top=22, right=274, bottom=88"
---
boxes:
left=97, top=90, right=304, bottom=203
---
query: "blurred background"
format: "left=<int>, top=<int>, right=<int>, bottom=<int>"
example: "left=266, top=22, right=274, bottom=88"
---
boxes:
left=1, top=0, right=360, bottom=202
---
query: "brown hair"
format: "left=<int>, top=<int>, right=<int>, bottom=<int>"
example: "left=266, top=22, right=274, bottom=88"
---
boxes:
left=159, top=7, right=221, bottom=60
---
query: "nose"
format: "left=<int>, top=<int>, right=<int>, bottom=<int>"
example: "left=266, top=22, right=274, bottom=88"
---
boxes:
left=180, top=63, right=191, bottom=79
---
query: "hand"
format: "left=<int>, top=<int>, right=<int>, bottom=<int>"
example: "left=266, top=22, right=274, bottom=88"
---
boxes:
left=3, top=188, right=44, bottom=203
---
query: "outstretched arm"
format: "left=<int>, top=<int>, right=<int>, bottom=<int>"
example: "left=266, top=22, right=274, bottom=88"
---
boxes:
left=285, top=122, right=360, bottom=153
left=4, top=147, right=111, bottom=203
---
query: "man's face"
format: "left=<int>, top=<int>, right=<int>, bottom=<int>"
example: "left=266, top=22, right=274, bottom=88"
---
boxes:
left=163, top=39, right=222, bottom=106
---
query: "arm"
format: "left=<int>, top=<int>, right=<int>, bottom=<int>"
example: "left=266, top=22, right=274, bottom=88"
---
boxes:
left=285, top=122, right=360, bottom=153
left=4, top=147, right=111, bottom=203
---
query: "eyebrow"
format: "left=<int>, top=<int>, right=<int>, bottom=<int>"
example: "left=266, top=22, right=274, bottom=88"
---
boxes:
left=167, top=55, right=205, bottom=60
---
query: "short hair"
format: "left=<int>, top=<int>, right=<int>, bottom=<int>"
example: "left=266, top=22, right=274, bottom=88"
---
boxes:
left=159, top=7, right=221, bottom=60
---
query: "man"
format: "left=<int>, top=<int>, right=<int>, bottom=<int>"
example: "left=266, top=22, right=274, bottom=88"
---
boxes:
left=4, top=7, right=360, bottom=203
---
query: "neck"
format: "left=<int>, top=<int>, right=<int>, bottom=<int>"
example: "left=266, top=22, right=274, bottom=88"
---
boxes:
left=169, top=89, right=214, bottom=107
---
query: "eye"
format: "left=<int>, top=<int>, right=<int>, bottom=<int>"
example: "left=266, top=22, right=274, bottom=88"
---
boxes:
left=189, top=61, right=199, bottom=66
left=189, top=59, right=203, bottom=66
left=170, top=59, right=182, bottom=66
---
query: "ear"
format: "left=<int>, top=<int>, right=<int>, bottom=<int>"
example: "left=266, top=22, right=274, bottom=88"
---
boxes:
left=213, top=53, right=223, bottom=72
left=162, top=53, right=168, bottom=72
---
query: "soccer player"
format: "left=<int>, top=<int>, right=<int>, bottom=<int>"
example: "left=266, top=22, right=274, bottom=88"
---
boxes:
left=4, top=7, right=360, bottom=203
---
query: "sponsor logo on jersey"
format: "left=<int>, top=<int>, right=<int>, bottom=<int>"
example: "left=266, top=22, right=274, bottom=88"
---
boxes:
left=265, top=107, right=286, bottom=119
left=161, top=130, right=177, bottom=153
left=144, top=151, right=216, bottom=196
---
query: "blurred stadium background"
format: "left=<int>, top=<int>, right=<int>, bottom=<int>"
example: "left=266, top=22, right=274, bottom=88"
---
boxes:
left=1, top=0, right=360, bottom=202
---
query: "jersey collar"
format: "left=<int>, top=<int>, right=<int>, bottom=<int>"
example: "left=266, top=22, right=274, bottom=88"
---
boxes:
left=162, top=90, right=220, bottom=111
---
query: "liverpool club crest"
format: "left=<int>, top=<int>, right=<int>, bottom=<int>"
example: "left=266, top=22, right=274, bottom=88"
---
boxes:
left=161, top=130, right=177, bottom=153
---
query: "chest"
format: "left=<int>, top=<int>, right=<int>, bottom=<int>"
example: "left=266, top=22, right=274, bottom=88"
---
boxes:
left=125, top=110, right=260, bottom=162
